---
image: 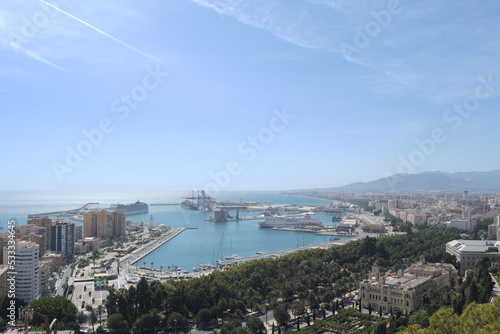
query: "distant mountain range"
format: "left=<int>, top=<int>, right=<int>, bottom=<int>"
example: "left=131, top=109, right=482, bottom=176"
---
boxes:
left=289, top=170, right=500, bottom=193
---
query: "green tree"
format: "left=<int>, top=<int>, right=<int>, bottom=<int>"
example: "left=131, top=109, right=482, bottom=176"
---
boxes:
left=132, top=312, right=160, bottom=333
left=245, top=316, right=265, bottom=334
left=107, top=313, right=129, bottom=334
left=89, top=309, right=97, bottom=334
left=466, top=280, right=479, bottom=304
left=168, top=312, right=188, bottom=329
left=195, top=308, right=213, bottom=329
left=408, top=309, right=430, bottom=328
left=372, top=321, right=387, bottom=334
left=76, top=311, right=88, bottom=325
left=30, top=296, right=78, bottom=329
left=273, top=304, right=290, bottom=327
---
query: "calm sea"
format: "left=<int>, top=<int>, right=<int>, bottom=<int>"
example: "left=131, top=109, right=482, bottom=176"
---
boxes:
left=0, top=190, right=347, bottom=272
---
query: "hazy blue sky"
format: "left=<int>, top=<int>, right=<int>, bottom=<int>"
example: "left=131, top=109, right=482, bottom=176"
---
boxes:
left=1, top=0, right=499, bottom=191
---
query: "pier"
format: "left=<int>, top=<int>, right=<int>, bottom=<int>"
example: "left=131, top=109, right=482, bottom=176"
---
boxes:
left=150, top=203, right=180, bottom=205
left=120, top=227, right=186, bottom=268
left=217, top=237, right=361, bottom=266
left=28, top=202, right=99, bottom=218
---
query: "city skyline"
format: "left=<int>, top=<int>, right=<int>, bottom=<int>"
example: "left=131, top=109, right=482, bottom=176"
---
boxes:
left=1, top=0, right=500, bottom=191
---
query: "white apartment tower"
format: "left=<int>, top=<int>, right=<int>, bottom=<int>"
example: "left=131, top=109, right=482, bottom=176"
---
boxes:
left=3, top=241, right=40, bottom=303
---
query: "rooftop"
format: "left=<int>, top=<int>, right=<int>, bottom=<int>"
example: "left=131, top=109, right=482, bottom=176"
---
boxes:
left=447, top=240, right=500, bottom=253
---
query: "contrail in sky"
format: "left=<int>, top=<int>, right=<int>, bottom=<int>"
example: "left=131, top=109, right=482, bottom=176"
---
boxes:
left=39, top=0, right=163, bottom=63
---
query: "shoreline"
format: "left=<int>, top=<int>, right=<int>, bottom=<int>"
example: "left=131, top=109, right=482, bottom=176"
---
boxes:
left=279, top=192, right=331, bottom=203
left=119, top=227, right=186, bottom=268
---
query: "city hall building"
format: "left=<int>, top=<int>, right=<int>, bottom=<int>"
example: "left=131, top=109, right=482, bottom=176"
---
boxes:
left=360, top=257, right=457, bottom=315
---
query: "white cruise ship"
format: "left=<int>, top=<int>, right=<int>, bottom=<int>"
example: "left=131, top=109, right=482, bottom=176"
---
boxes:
left=109, top=201, right=148, bottom=215
left=258, top=214, right=323, bottom=228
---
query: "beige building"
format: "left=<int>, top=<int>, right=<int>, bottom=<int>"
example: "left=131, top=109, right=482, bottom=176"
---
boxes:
left=84, top=210, right=126, bottom=239
left=41, top=252, right=63, bottom=272
left=360, top=257, right=457, bottom=315
left=27, top=217, right=53, bottom=252
left=407, top=213, right=428, bottom=226
left=446, top=240, right=500, bottom=275
left=39, top=261, right=51, bottom=297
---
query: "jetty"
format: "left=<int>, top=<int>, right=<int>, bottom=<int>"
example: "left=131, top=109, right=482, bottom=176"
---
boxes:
left=28, top=202, right=99, bottom=218
left=217, top=237, right=361, bottom=266
left=120, top=227, right=186, bottom=269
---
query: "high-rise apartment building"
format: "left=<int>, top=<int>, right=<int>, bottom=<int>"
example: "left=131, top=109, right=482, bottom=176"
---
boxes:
left=27, top=217, right=52, bottom=253
left=111, top=210, right=126, bottom=237
left=51, top=220, right=75, bottom=258
left=84, top=210, right=126, bottom=239
left=2, top=241, right=39, bottom=303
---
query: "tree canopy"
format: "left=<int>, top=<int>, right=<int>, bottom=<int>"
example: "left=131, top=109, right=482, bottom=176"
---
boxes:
left=29, top=295, right=78, bottom=329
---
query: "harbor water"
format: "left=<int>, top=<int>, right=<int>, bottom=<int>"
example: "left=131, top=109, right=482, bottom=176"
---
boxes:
left=0, top=190, right=349, bottom=272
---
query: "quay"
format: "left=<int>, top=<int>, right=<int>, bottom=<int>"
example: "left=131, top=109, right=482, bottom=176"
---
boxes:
left=150, top=203, right=180, bottom=205
left=120, top=227, right=186, bottom=269
left=205, top=215, right=265, bottom=222
left=28, top=202, right=99, bottom=218
left=217, top=237, right=362, bottom=266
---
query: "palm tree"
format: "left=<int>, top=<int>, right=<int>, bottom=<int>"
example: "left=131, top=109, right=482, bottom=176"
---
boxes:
left=89, top=309, right=97, bottom=334
left=151, top=261, right=154, bottom=269
left=160, top=266, right=163, bottom=274
left=97, top=305, right=104, bottom=325
left=143, top=261, right=146, bottom=267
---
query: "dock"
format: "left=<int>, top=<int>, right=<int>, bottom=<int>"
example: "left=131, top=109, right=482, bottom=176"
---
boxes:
left=205, top=215, right=266, bottom=222
left=120, top=227, right=186, bottom=268
left=150, top=203, right=180, bottom=205
left=217, top=238, right=361, bottom=266
left=28, top=202, right=99, bottom=218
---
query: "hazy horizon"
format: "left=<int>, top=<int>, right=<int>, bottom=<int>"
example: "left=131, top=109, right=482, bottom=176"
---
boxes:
left=2, top=1, right=500, bottom=191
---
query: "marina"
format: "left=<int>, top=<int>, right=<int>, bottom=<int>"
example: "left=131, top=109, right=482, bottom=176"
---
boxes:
left=2, top=190, right=347, bottom=275
left=120, top=227, right=186, bottom=270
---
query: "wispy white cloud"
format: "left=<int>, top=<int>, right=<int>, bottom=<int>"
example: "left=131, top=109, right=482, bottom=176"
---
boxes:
left=9, top=41, right=70, bottom=72
left=305, top=0, right=384, bottom=20
left=188, top=0, right=343, bottom=51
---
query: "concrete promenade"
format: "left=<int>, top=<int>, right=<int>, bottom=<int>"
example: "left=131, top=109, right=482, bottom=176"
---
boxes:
left=217, top=237, right=362, bottom=266
left=120, top=227, right=186, bottom=270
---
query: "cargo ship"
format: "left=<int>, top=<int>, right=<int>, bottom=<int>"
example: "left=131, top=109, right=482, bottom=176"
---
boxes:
left=109, top=201, right=148, bottom=215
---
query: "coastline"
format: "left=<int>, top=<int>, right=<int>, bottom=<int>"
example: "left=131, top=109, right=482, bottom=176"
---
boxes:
left=279, top=192, right=331, bottom=203
left=119, top=227, right=186, bottom=269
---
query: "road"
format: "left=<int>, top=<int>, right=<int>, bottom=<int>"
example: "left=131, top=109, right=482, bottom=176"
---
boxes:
left=54, top=264, right=73, bottom=296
